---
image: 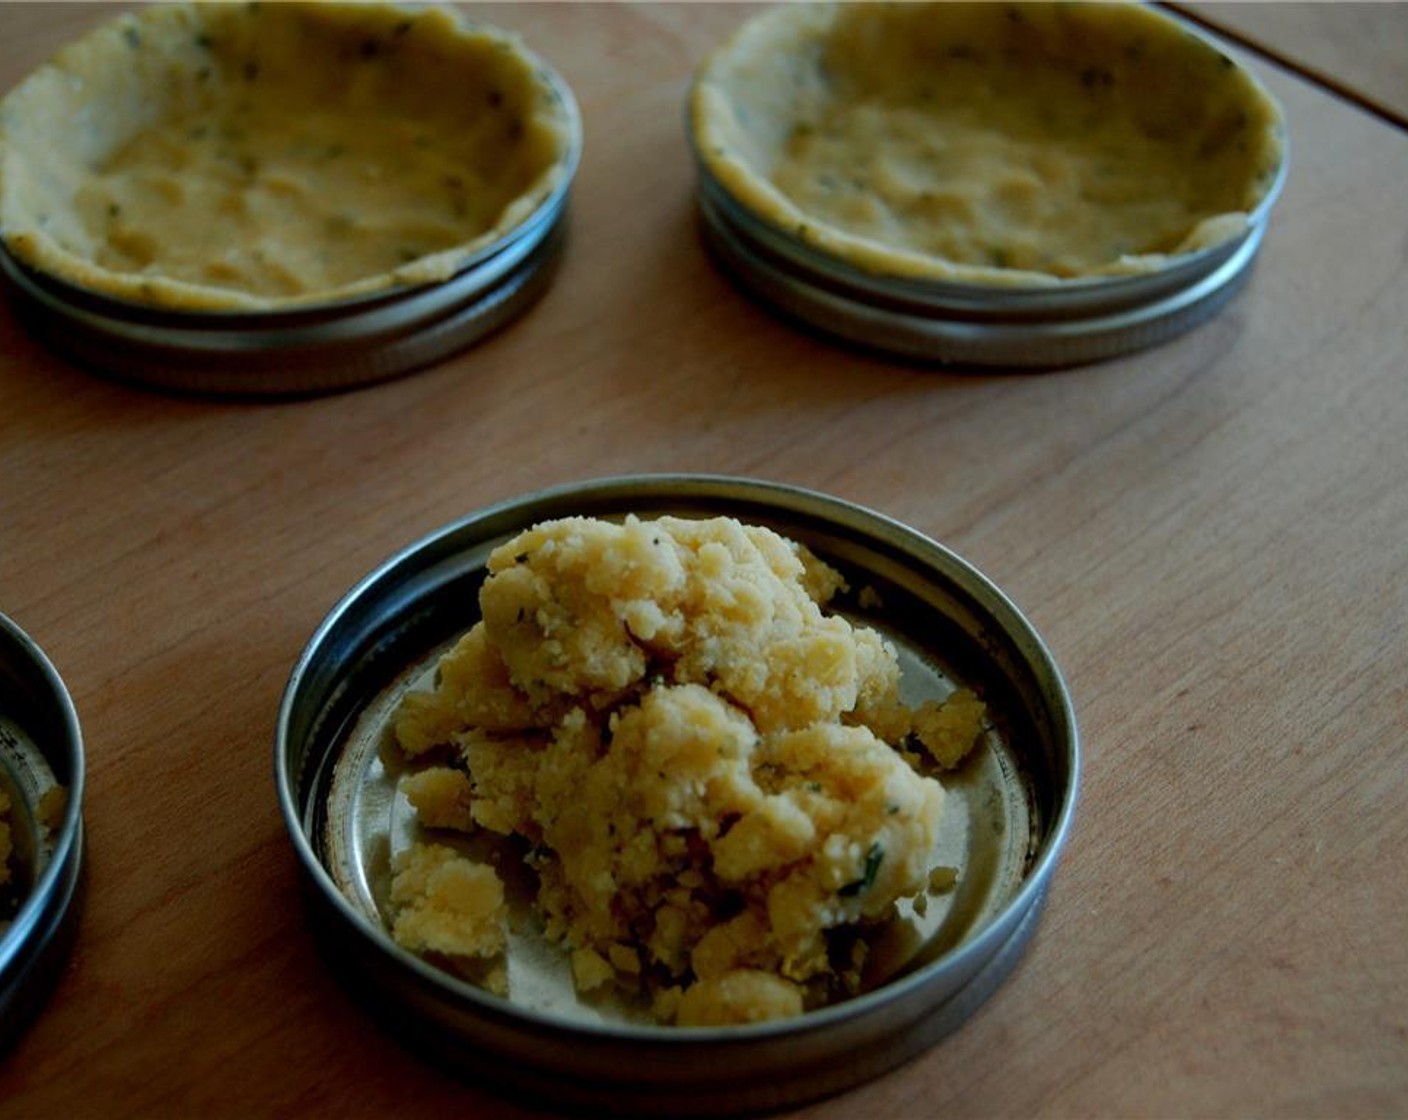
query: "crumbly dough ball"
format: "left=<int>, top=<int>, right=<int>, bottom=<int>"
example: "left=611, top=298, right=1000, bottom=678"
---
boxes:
left=401, top=767, right=476, bottom=832
left=480, top=516, right=685, bottom=708
left=473, top=515, right=895, bottom=732
left=389, top=843, right=506, bottom=961
left=392, top=514, right=984, bottom=1025
left=570, top=946, right=616, bottom=993
left=676, top=968, right=804, bottom=1027
left=928, top=866, right=959, bottom=893
left=913, top=688, right=987, bottom=769
left=398, top=625, right=542, bottom=758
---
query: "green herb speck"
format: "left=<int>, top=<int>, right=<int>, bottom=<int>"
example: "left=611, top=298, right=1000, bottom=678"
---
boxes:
left=839, top=843, right=884, bottom=897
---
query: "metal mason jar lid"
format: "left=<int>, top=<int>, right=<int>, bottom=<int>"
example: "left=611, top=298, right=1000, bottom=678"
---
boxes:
left=0, top=4, right=583, bottom=397
left=695, top=171, right=1281, bottom=367
left=0, top=612, right=85, bottom=1054
left=686, top=3, right=1288, bottom=368
left=276, top=474, right=1079, bottom=1114
left=0, top=206, right=570, bottom=397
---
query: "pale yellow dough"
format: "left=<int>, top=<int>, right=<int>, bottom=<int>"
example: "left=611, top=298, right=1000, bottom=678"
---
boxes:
left=389, top=515, right=986, bottom=1026
left=691, top=2, right=1286, bottom=286
left=0, top=3, right=576, bottom=310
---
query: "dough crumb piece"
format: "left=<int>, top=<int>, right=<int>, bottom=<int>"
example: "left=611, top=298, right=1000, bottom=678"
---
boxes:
left=38, top=785, right=67, bottom=832
left=390, top=843, right=506, bottom=960
left=912, top=688, right=987, bottom=769
left=608, top=943, right=642, bottom=976
left=483, top=963, right=509, bottom=998
left=395, top=689, right=460, bottom=757
left=571, top=946, right=616, bottom=993
left=676, top=969, right=804, bottom=1026
left=401, top=767, right=476, bottom=832
left=928, top=866, right=959, bottom=894
left=652, top=985, right=685, bottom=1023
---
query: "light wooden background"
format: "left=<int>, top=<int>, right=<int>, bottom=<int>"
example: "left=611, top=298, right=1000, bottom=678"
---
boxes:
left=1176, top=2, right=1408, bottom=126
left=1, top=4, right=1405, bottom=1117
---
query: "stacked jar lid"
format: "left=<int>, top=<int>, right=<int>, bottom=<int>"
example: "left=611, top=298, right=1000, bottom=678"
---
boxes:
left=687, top=2, right=1287, bottom=366
left=0, top=2, right=582, bottom=395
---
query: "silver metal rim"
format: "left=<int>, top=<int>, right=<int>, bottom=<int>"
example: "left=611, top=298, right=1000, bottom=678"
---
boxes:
left=0, top=213, right=569, bottom=396
left=698, top=189, right=1268, bottom=367
left=275, top=474, right=1079, bottom=1112
left=0, top=612, right=86, bottom=1053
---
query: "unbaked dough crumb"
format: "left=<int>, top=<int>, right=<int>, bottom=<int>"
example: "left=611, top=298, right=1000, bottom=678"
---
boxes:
left=390, top=843, right=506, bottom=962
left=928, top=865, right=959, bottom=894
left=676, top=969, right=804, bottom=1027
left=401, top=767, right=476, bottom=832
left=571, top=946, right=616, bottom=993
left=390, top=514, right=987, bottom=1025
left=913, top=688, right=987, bottom=769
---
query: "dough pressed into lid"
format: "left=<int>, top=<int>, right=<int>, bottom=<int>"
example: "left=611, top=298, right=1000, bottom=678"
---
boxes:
left=0, top=2, right=578, bottom=310
left=691, top=1, right=1286, bottom=287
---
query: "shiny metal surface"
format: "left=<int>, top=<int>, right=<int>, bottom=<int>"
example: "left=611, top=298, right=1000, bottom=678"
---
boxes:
left=0, top=205, right=570, bottom=398
left=0, top=612, right=85, bottom=1054
left=698, top=185, right=1270, bottom=367
left=276, top=475, right=1079, bottom=1114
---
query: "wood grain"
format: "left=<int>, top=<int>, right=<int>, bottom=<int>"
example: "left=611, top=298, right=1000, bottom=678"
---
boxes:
left=1175, top=2, right=1408, bottom=128
left=1, top=4, right=1406, bottom=1117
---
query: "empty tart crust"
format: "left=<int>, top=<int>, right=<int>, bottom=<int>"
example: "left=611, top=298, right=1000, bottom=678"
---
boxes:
left=691, top=1, right=1286, bottom=288
left=0, top=2, right=578, bottom=311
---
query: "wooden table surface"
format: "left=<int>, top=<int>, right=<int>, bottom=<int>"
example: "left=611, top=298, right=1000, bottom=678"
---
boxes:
left=1175, top=2, right=1408, bottom=128
left=2, top=4, right=1405, bottom=1117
